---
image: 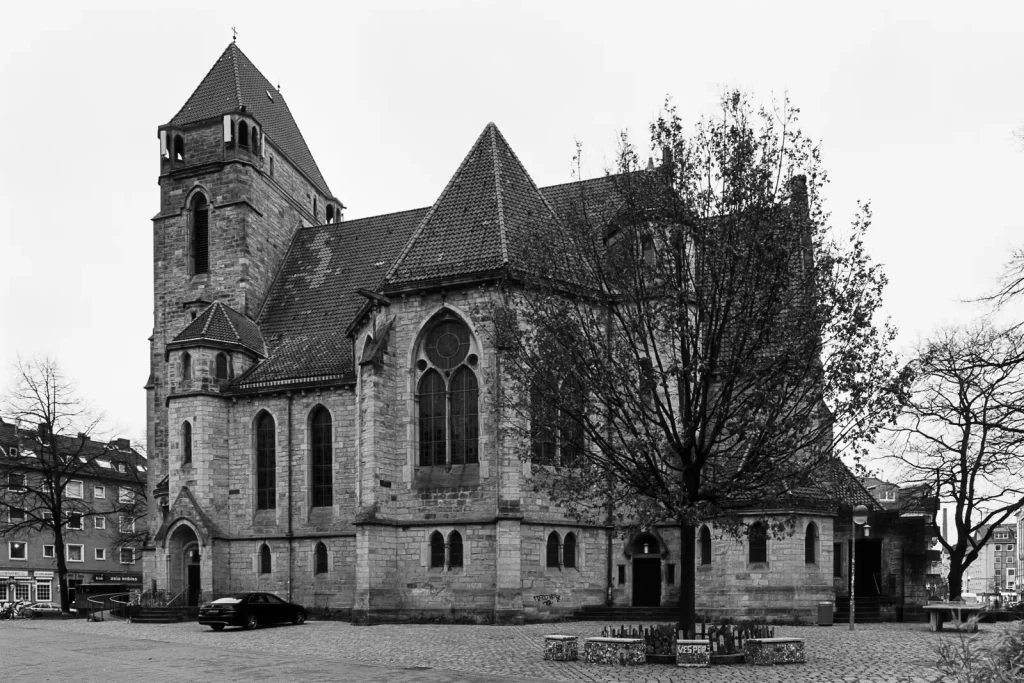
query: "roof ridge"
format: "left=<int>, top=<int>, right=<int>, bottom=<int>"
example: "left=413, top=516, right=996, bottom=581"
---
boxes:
left=229, top=43, right=243, bottom=110
left=490, top=123, right=509, bottom=266
left=169, top=43, right=235, bottom=125
left=200, top=303, right=216, bottom=337
left=220, top=303, right=243, bottom=344
left=383, top=125, right=493, bottom=286
left=489, top=124, right=563, bottom=240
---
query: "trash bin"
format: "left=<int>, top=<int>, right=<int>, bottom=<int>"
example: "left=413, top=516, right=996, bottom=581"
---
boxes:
left=818, top=601, right=834, bottom=626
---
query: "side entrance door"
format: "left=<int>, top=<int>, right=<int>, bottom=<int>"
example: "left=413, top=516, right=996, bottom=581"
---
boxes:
left=187, top=564, right=201, bottom=607
left=632, top=558, right=662, bottom=607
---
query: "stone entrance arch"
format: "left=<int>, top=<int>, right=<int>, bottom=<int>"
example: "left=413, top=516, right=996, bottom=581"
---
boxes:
left=167, top=524, right=202, bottom=606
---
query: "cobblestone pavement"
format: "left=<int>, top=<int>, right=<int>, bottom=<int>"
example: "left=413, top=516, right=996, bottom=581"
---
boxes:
left=1, top=616, right=995, bottom=683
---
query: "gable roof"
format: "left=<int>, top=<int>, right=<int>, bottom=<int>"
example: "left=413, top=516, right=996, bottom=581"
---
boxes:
left=384, top=123, right=563, bottom=291
left=169, top=301, right=266, bottom=357
left=167, top=42, right=334, bottom=199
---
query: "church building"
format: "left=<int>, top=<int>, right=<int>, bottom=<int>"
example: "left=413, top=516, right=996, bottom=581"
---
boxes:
left=144, top=43, right=922, bottom=624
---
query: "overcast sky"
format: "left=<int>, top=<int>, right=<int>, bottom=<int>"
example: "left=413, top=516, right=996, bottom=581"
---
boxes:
left=2, top=0, right=1023, bottom=449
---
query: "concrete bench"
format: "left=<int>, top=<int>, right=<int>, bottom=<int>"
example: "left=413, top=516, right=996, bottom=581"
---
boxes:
left=676, top=639, right=710, bottom=667
left=743, top=637, right=805, bottom=665
left=922, top=603, right=984, bottom=633
left=581, top=637, right=646, bottom=665
left=543, top=635, right=578, bottom=661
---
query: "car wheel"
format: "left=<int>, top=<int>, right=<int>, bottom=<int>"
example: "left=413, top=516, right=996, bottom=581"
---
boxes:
left=22, top=609, right=35, bottom=619
left=244, top=614, right=258, bottom=630
left=292, top=611, right=306, bottom=625
left=210, top=624, right=225, bottom=631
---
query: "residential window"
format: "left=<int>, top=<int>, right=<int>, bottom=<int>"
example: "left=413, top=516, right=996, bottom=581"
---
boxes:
left=43, top=545, right=54, bottom=558
left=13, top=582, right=29, bottom=600
left=563, top=532, right=577, bottom=569
left=119, top=487, right=132, bottom=503
left=997, top=545, right=1002, bottom=552
left=748, top=522, right=768, bottom=564
left=1010, top=569, right=1016, bottom=576
left=546, top=532, right=560, bottom=568
left=417, top=315, right=479, bottom=466
left=996, top=569, right=1002, bottom=576
left=256, top=412, right=276, bottom=510
left=35, top=581, right=51, bottom=602
left=805, top=523, right=818, bottom=564
left=1009, top=545, right=1015, bottom=553
left=10, top=507, right=25, bottom=522
left=95, top=548, right=106, bottom=561
left=94, top=485, right=105, bottom=499
left=310, top=406, right=333, bottom=507
left=699, top=525, right=712, bottom=566
left=8, top=473, right=25, bottom=491
left=429, top=531, right=445, bottom=568
left=258, top=543, right=271, bottom=574
left=66, top=480, right=84, bottom=499
left=182, top=421, right=192, bottom=465
left=116, top=462, right=126, bottom=473
left=448, top=531, right=464, bottom=568
left=67, top=514, right=83, bottom=530
left=119, top=516, right=135, bottom=534
left=119, top=548, right=135, bottom=565
left=94, top=516, right=106, bottom=530
left=66, top=544, right=84, bottom=562
left=314, top=542, right=328, bottom=575
left=9, top=542, right=27, bottom=560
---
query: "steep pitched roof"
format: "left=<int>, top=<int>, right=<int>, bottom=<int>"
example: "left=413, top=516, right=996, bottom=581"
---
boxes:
left=169, top=301, right=265, bottom=357
left=234, top=208, right=428, bottom=388
left=167, top=42, right=333, bottom=198
left=384, top=123, right=563, bottom=290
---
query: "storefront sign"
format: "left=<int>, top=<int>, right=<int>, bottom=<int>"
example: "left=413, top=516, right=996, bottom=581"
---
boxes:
left=90, top=574, right=142, bottom=583
left=33, top=571, right=54, bottom=578
left=0, top=571, right=30, bottom=577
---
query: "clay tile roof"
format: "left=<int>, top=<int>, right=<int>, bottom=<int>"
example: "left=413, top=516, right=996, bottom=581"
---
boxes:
left=384, top=123, right=564, bottom=290
left=170, top=301, right=265, bottom=357
left=167, top=43, right=333, bottom=199
left=233, top=208, right=428, bottom=388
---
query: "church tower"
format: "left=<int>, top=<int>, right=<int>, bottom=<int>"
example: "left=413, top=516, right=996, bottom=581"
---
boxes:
left=145, top=42, right=341, bottom=594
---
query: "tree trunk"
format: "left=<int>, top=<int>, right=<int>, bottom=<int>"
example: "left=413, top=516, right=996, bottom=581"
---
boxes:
left=679, top=522, right=696, bottom=635
left=948, top=566, right=964, bottom=601
left=53, top=524, right=71, bottom=613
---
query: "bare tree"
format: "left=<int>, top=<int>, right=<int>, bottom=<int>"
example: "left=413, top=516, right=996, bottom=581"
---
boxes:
left=501, top=93, right=901, bottom=632
left=0, top=357, right=147, bottom=612
left=885, top=323, right=1024, bottom=600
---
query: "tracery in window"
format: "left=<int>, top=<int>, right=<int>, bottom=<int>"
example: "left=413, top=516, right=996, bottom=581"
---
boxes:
left=310, top=406, right=333, bottom=507
left=190, top=194, right=210, bottom=275
left=416, top=314, right=479, bottom=466
left=255, top=412, right=276, bottom=510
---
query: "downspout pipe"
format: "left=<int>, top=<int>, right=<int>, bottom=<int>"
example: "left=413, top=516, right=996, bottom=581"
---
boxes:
left=287, top=393, right=294, bottom=602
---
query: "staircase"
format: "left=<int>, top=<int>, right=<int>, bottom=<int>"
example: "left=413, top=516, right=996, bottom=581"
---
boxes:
left=833, top=596, right=882, bottom=623
left=572, top=605, right=681, bottom=622
left=131, top=606, right=187, bottom=624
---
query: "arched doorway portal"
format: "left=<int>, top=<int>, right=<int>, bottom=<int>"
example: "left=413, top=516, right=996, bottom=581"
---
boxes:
left=632, top=533, right=662, bottom=607
left=168, top=524, right=202, bottom=606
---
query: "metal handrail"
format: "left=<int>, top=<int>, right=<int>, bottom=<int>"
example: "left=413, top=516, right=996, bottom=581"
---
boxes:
left=87, top=592, right=130, bottom=621
left=109, top=593, right=131, bottom=621
left=164, top=588, right=189, bottom=608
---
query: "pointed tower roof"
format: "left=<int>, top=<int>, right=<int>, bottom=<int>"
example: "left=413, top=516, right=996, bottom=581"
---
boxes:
left=167, top=43, right=333, bottom=198
left=168, top=301, right=266, bottom=357
left=384, top=123, right=563, bottom=290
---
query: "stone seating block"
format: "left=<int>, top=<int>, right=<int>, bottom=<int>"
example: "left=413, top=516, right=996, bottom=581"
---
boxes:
left=676, top=639, right=710, bottom=667
left=581, top=637, right=646, bottom=665
left=543, top=635, right=578, bottom=661
left=743, top=637, right=805, bottom=665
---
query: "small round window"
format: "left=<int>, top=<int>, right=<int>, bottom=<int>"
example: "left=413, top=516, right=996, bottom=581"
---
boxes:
left=425, top=318, right=470, bottom=370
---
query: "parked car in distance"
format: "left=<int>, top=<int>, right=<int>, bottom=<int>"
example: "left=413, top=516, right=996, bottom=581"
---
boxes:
left=198, top=593, right=308, bottom=631
left=21, top=601, right=75, bottom=617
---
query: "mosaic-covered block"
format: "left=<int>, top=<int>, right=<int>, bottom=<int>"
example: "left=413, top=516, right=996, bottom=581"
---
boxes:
left=676, top=639, right=710, bottom=667
left=743, top=638, right=806, bottom=665
left=543, top=635, right=578, bottom=661
left=581, top=637, right=646, bottom=665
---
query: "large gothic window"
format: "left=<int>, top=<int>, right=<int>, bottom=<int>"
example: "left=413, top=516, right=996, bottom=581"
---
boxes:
left=531, top=375, right=584, bottom=466
left=256, top=412, right=276, bottom=510
left=416, top=314, right=478, bottom=467
left=310, top=406, right=333, bottom=507
left=190, top=194, right=210, bottom=275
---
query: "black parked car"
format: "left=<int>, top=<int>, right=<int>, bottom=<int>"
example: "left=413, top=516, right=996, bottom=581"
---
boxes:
left=198, top=592, right=308, bottom=631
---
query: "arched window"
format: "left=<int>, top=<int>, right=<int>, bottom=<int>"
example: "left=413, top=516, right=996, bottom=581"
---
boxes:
left=448, top=531, right=463, bottom=568
left=259, top=543, right=271, bottom=574
left=238, top=120, right=249, bottom=149
left=418, top=370, right=446, bottom=466
left=173, top=134, right=185, bottom=162
left=805, top=522, right=818, bottom=564
left=190, top=194, right=210, bottom=275
left=314, top=542, right=328, bottom=575
left=559, top=376, right=584, bottom=465
left=748, top=522, right=767, bottom=564
left=546, top=531, right=560, bottom=568
left=256, top=412, right=276, bottom=510
left=182, top=421, right=192, bottom=465
left=310, top=406, right=333, bottom=507
left=215, top=353, right=229, bottom=381
left=251, top=127, right=259, bottom=156
left=700, top=525, right=712, bottom=565
left=530, top=375, right=584, bottom=466
left=416, top=314, right=478, bottom=466
left=563, top=532, right=577, bottom=569
left=181, top=352, right=192, bottom=382
left=429, top=531, right=445, bottom=568
left=326, top=205, right=335, bottom=223
left=269, top=156, right=275, bottom=177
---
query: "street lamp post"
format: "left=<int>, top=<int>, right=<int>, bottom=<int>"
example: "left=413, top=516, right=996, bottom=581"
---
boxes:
left=850, top=504, right=869, bottom=631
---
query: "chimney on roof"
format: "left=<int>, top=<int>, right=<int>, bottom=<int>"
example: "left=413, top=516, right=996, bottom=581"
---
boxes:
left=37, top=423, right=49, bottom=437
left=112, top=438, right=130, bottom=450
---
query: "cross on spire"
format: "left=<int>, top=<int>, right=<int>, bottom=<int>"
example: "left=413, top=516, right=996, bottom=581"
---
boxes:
left=232, top=26, right=238, bottom=42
